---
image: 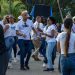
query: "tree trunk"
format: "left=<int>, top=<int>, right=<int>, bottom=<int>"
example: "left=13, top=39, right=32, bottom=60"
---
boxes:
left=57, top=0, right=64, bottom=22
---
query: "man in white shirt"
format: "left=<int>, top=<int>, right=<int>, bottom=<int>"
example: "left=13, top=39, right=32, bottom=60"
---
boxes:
left=31, top=16, right=44, bottom=61
left=16, top=10, right=35, bottom=70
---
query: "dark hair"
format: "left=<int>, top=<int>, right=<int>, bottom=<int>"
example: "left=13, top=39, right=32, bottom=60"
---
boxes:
left=41, top=17, right=47, bottom=25
left=6, top=16, right=10, bottom=23
left=64, top=18, right=73, bottom=56
left=48, top=16, right=56, bottom=24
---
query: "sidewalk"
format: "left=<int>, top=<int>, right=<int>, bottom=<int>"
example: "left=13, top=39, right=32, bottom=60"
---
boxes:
left=6, top=54, right=60, bottom=75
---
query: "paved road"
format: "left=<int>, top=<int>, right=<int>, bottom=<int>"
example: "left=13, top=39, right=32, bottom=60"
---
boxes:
left=6, top=54, right=60, bottom=75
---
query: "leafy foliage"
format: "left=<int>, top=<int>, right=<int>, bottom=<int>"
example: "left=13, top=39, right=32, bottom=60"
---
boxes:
left=0, top=0, right=27, bottom=19
left=0, top=0, right=75, bottom=21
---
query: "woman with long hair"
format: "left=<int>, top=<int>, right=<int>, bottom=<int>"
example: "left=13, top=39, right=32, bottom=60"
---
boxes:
left=57, top=18, right=75, bottom=75
left=41, top=17, right=57, bottom=71
left=2, top=16, right=14, bottom=69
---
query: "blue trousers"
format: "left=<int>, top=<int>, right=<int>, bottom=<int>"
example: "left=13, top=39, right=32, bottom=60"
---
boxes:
left=18, top=39, right=32, bottom=68
left=39, top=38, right=47, bottom=63
left=61, top=53, right=75, bottom=75
left=13, top=36, right=18, bottom=58
left=52, top=44, right=57, bottom=65
left=46, top=42, right=56, bottom=68
left=5, top=36, right=14, bottom=62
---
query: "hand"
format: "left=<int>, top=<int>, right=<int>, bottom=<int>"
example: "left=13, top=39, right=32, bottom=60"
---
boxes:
left=5, top=25, right=9, bottom=30
left=22, top=34, right=26, bottom=38
left=40, top=32, right=45, bottom=35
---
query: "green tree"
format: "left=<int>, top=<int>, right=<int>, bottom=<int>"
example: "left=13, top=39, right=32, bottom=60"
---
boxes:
left=12, top=0, right=27, bottom=19
left=0, top=0, right=27, bottom=19
left=0, top=0, right=9, bottom=16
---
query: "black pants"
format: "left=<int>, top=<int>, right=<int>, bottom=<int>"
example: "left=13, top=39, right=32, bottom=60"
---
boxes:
left=0, top=52, right=8, bottom=75
left=13, top=36, right=17, bottom=58
left=18, top=40, right=32, bottom=68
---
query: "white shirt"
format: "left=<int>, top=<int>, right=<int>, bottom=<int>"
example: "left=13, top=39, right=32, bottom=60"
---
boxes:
left=16, top=19, right=33, bottom=40
left=61, top=24, right=64, bottom=32
left=33, top=21, right=44, bottom=30
left=9, top=23, right=16, bottom=36
left=44, top=24, right=56, bottom=42
left=31, top=21, right=44, bottom=40
left=0, top=21, right=2, bottom=24
left=2, top=23, right=16, bottom=38
left=72, top=23, right=75, bottom=33
left=4, top=24, right=12, bottom=38
left=0, top=20, right=3, bottom=27
left=56, top=32, right=75, bottom=54
left=0, top=21, right=16, bottom=38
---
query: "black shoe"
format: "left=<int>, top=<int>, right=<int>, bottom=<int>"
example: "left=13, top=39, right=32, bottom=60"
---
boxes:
left=43, top=68, right=54, bottom=71
left=20, top=67, right=26, bottom=70
left=25, top=65, right=30, bottom=70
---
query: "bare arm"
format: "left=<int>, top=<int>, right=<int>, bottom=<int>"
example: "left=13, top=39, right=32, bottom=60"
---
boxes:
left=41, top=30, right=55, bottom=38
left=4, top=25, right=9, bottom=33
left=16, top=30, right=26, bottom=37
left=57, top=41, right=61, bottom=53
left=37, top=28, right=43, bottom=32
left=32, top=27, right=37, bottom=34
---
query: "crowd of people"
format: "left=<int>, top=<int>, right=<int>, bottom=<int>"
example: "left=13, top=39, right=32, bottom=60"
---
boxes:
left=0, top=10, right=75, bottom=75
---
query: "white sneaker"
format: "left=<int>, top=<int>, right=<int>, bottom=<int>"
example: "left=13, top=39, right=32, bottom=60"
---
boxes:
left=8, top=63, right=13, bottom=69
left=13, top=58, right=17, bottom=63
left=42, top=63, right=47, bottom=68
left=16, top=55, right=20, bottom=61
